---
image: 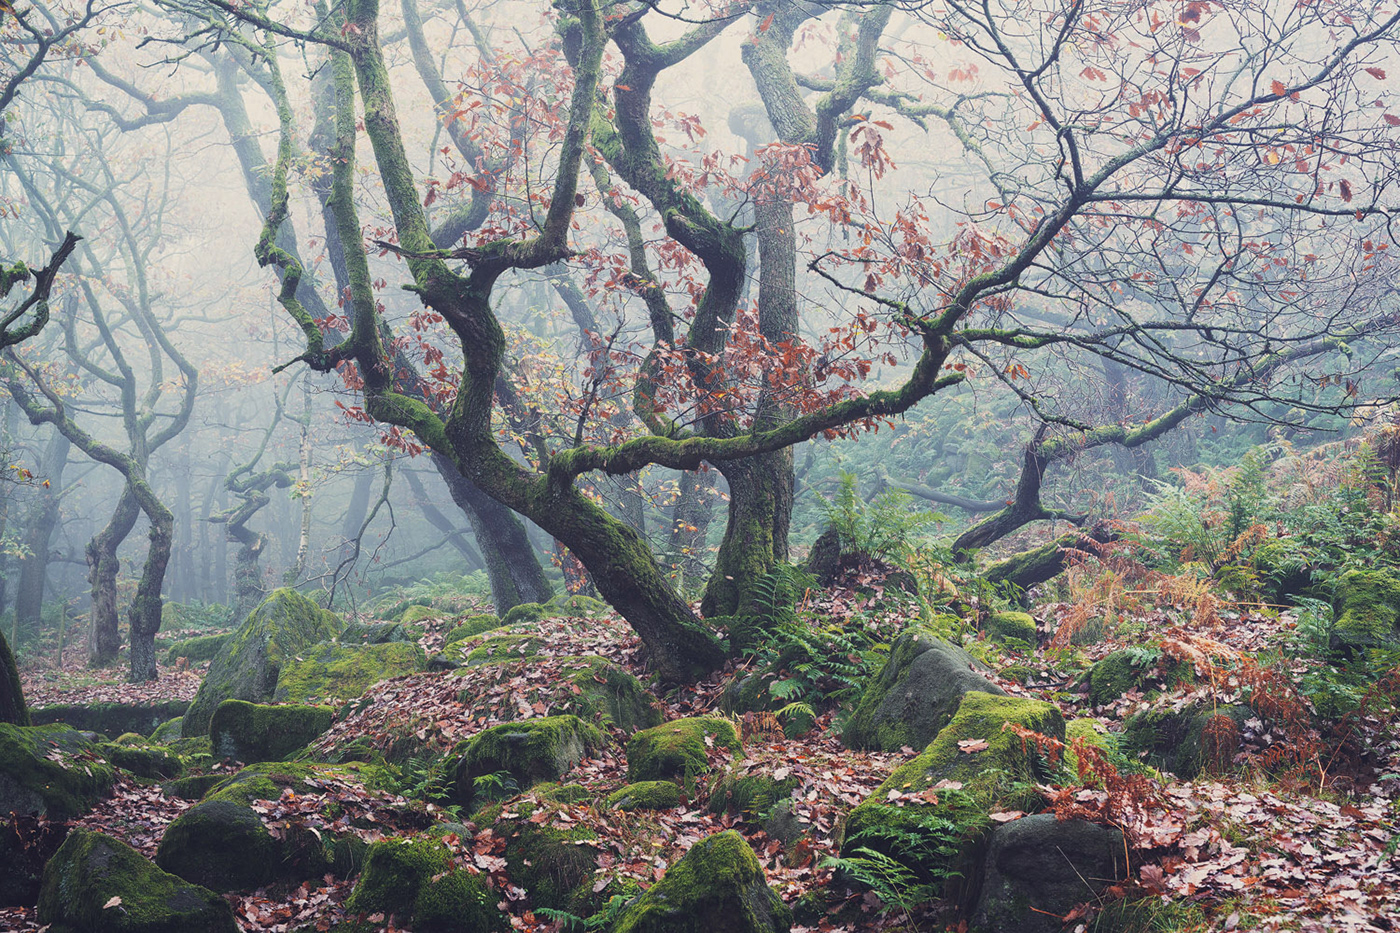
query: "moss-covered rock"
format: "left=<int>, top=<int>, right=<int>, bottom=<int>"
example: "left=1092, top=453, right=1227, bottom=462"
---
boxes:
left=183, top=589, right=342, bottom=737
left=449, top=715, right=602, bottom=808
left=1331, top=568, right=1400, bottom=654
left=842, top=625, right=1005, bottom=752
left=971, top=815, right=1127, bottom=933
left=165, top=634, right=231, bottom=665
left=1120, top=704, right=1249, bottom=779
left=706, top=769, right=799, bottom=820
left=1063, top=718, right=1113, bottom=775
left=0, top=723, right=116, bottom=819
left=843, top=693, right=1064, bottom=889
left=1087, top=650, right=1150, bottom=707
left=397, top=604, right=443, bottom=626
left=492, top=804, right=601, bottom=913
left=719, top=674, right=815, bottom=739
left=626, top=717, right=741, bottom=784
left=443, top=614, right=504, bottom=647
left=209, top=700, right=335, bottom=763
left=1, top=628, right=28, bottom=727
left=501, top=601, right=550, bottom=626
left=37, top=829, right=237, bottom=933
left=607, top=780, right=683, bottom=811
left=273, top=642, right=425, bottom=703
left=345, top=834, right=508, bottom=932
left=162, top=773, right=227, bottom=801
left=984, top=611, right=1037, bottom=645
left=151, top=717, right=183, bottom=744
left=29, top=700, right=190, bottom=738
left=563, top=656, right=663, bottom=733
left=99, top=742, right=184, bottom=779
left=611, top=830, right=791, bottom=933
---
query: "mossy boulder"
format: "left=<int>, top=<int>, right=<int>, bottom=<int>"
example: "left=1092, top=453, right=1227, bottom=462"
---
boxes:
left=157, top=762, right=380, bottom=892
left=971, top=815, right=1127, bottom=933
left=984, top=611, right=1037, bottom=645
left=164, top=634, right=230, bottom=665
left=1063, top=718, right=1113, bottom=775
left=162, top=773, right=226, bottom=801
left=449, top=715, right=602, bottom=808
left=843, top=693, right=1064, bottom=888
left=443, top=614, right=504, bottom=647
left=607, top=780, right=683, bottom=811
left=611, top=830, right=791, bottom=933
left=273, top=642, right=425, bottom=703
left=209, top=700, right=335, bottom=762
left=1, top=628, right=28, bottom=727
left=1087, top=650, right=1150, bottom=707
left=719, top=674, right=815, bottom=739
left=1331, top=569, right=1400, bottom=654
left=0, top=723, right=116, bottom=819
left=492, top=804, right=602, bottom=913
left=183, top=588, right=342, bottom=736
left=151, top=717, right=183, bottom=744
left=37, top=829, right=237, bottom=933
left=99, top=742, right=184, bottom=779
left=706, top=769, right=799, bottom=820
left=626, top=717, right=741, bottom=784
left=501, top=601, right=550, bottom=626
left=1120, top=704, right=1249, bottom=779
left=344, top=834, right=508, bottom=932
left=562, top=656, right=663, bottom=733
left=842, top=625, right=1005, bottom=752
left=397, top=604, right=443, bottom=626
left=29, top=700, right=190, bottom=738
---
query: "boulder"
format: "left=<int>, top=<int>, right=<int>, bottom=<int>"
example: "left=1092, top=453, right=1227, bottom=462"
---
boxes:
left=626, top=717, right=741, bottom=784
left=164, top=634, right=229, bottom=666
left=339, top=620, right=418, bottom=644
left=706, top=768, right=799, bottom=820
left=0, top=723, right=116, bottom=820
left=29, top=700, right=190, bottom=738
left=546, top=593, right=607, bottom=616
left=1120, top=704, right=1249, bottom=779
left=500, top=601, right=550, bottom=626
left=397, top=604, right=443, bottom=626
left=554, top=656, right=663, bottom=733
left=1, top=628, right=27, bottom=727
left=1331, top=568, right=1400, bottom=654
left=98, top=742, right=183, bottom=779
left=151, top=718, right=183, bottom=744
left=842, top=625, right=1005, bottom=751
left=611, top=830, right=792, bottom=933
left=442, top=614, right=504, bottom=648
left=607, top=780, right=683, bottom=812
left=491, top=800, right=603, bottom=913
left=209, top=700, right=335, bottom=762
left=1, top=811, right=65, bottom=906
left=272, top=642, right=425, bottom=703
left=37, top=828, right=237, bottom=933
left=972, top=815, right=1127, bottom=933
left=344, top=832, right=508, bottom=932
left=449, top=715, right=602, bottom=808
left=984, top=611, right=1037, bottom=645
left=843, top=693, right=1064, bottom=887
left=182, top=589, right=341, bottom=736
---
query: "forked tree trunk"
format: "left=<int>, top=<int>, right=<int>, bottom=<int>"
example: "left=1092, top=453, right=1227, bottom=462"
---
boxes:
left=87, top=487, right=140, bottom=667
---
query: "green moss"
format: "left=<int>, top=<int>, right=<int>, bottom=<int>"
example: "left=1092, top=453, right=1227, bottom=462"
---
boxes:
left=443, top=614, right=504, bottom=646
left=165, top=634, right=231, bottom=665
left=184, top=589, right=342, bottom=736
left=985, top=611, right=1036, bottom=645
left=209, top=700, right=335, bottom=762
left=99, top=742, right=184, bottom=779
left=1332, top=568, right=1400, bottom=653
left=345, top=835, right=508, bottom=932
left=162, top=773, right=227, bottom=800
left=607, top=780, right=683, bottom=811
left=1120, top=705, right=1249, bottom=779
left=843, top=693, right=1064, bottom=889
left=450, top=715, right=602, bottom=807
left=626, top=717, right=741, bottom=784
left=566, top=656, right=663, bottom=733
left=155, top=798, right=280, bottom=891
left=273, top=642, right=425, bottom=703
left=398, top=604, right=444, bottom=626
left=1064, top=718, right=1112, bottom=775
left=501, top=602, right=550, bottom=626
left=495, top=809, right=600, bottom=912
left=38, top=829, right=236, bottom=933
left=706, top=771, right=798, bottom=819
left=152, top=717, right=183, bottom=744
left=1087, top=650, right=1148, bottom=707
left=29, top=700, right=191, bottom=737
left=611, top=830, right=792, bottom=933
left=0, top=723, right=116, bottom=819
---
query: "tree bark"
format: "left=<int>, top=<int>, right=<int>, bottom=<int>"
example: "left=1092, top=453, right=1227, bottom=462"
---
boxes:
left=14, top=430, right=69, bottom=648
left=86, top=486, right=139, bottom=667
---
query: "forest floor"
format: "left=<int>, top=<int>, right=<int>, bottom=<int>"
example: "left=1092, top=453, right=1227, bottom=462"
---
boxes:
left=5, top=586, right=1400, bottom=933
